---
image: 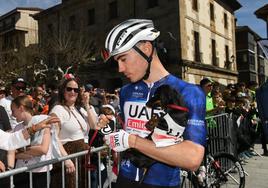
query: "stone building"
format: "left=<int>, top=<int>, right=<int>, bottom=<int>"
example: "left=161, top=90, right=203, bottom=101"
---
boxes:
left=34, top=0, right=241, bottom=89
left=0, top=7, right=42, bottom=61
left=236, top=26, right=268, bottom=85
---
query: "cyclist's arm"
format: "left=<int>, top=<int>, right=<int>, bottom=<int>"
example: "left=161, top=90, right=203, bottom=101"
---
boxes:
left=129, top=136, right=204, bottom=171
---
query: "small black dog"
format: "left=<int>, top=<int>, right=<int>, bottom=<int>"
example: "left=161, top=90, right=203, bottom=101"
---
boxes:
left=122, top=85, right=189, bottom=181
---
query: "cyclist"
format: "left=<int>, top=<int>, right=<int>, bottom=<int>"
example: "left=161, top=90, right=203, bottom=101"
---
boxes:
left=102, top=19, right=207, bottom=188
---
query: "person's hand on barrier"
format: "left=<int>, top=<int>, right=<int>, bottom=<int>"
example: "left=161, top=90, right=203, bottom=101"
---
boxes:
left=64, top=159, right=75, bottom=174
left=0, top=160, right=5, bottom=172
left=104, top=130, right=135, bottom=152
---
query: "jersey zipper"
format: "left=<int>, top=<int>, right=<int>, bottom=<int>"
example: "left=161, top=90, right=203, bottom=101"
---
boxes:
left=146, top=83, right=154, bottom=102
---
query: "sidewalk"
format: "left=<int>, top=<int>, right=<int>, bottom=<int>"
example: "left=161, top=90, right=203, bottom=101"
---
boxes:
left=243, top=144, right=268, bottom=188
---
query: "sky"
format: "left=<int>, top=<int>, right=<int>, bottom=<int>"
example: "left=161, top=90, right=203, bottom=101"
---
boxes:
left=0, top=0, right=267, bottom=38
left=235, top=0, right=267, bottom=38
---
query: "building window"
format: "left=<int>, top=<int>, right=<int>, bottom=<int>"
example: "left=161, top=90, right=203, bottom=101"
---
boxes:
left=69, top=15, right=76, bottom=31
left=211, top=39, right=218, bottom=66
left=249, top=53, right=255, bottom=71
left=88, top=8, right=95, bottom=25
left=259, top=64, right=264, bottom=74
left=250, top=73, right=257, bottom=82
left=248, top=33, right=255, bottom=51
left=109, top=1, right=118, bottom=20
left=225, top=45, right=229, bottom=62
left=192, top=0, right=198, bottom=11
left=210, top=3, right=214, bottom=21
left=147, top=0, right=158, bottom=9
left=225, top=45, right=231, bottom=69
left=194, top=31, right=200, bottom=62
left=224, top=13, right=228, bottom=29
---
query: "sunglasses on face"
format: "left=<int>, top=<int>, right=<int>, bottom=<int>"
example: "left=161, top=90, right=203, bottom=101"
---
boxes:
left=65, top=87, right=79, bottom=93
left=15, top=86, right=26, bottom=91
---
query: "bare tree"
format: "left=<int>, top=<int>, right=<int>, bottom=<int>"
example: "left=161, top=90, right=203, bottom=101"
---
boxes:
left=0, top=29, right=96, bottom=85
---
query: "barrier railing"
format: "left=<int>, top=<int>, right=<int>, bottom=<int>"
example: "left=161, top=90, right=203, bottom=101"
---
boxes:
left=1, top=113, right=237, bottom=188
left=206, top=113, right=237, bottom=157
left=0, top=146, right=111, bottom=188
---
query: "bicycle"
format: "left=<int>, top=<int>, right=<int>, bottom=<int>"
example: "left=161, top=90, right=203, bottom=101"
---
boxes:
left=180, top=137, right=245, bottom=188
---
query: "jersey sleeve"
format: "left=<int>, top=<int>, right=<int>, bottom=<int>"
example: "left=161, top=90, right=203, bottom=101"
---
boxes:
left=181, top=85, right=207, bottom=146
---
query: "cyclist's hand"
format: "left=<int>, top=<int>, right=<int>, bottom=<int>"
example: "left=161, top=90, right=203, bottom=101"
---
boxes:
left=104, top=130, right=130, bottom=152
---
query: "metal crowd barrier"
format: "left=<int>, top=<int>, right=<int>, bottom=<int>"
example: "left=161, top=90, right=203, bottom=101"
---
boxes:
left=206, top=113, right=237, bottom=157
left=0, top=146, right=112, bottom=188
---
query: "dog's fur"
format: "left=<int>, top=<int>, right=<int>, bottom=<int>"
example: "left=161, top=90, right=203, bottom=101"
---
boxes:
left=122, top=85, right=189, bottom=170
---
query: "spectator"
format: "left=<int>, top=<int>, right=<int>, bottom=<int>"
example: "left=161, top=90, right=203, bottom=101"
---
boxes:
left=225, top=96, right=236, bottom=114
left=200, top=78, right=216, bottom=115
left=0, top=86, right=7, bottom=100
left=50, top=77, right=97, bottom=188
left=247, top=81, right=258, bottom=104
left=0, top=77, right=27, bottom=129
left=31, top=86, right=46, bottom=115
left=89, top=87, right=104, bottom=114
left=236, top=82, right=247, bottom=98
left=211, top=91, right=225, bottom=114
left=0, top=105, right=11, bottom=187
left=9, top=96, right=60, bottom=188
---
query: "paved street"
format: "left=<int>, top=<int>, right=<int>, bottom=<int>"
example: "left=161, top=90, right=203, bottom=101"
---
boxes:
left=243, top=144, right=268, bottom=188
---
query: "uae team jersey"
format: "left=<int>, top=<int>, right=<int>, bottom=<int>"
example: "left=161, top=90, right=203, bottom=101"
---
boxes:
left=119, top=74, right=207, bottom=186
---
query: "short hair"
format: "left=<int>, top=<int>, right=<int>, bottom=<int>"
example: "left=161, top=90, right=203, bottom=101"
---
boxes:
left=200, top=78, right=213, bottom=87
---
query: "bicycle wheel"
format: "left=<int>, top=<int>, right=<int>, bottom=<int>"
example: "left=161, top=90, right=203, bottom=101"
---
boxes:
left=180, top=170, right=199, bottom=188
left=206, top=153, right=245, bottom=188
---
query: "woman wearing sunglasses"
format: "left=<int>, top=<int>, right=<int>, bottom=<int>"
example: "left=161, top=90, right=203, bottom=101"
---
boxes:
left=50, top=77, right=98, bottom=188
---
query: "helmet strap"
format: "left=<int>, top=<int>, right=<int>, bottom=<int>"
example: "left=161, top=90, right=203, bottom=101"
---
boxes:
left=133, top=42, right=154, bottom=80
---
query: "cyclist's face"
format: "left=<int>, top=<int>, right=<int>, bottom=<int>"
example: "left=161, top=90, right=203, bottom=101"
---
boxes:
left=114, top=47, right=148, bottom=83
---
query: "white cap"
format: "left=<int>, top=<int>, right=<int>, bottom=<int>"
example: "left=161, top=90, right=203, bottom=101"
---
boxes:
left=102, top=104, right=115, bottom=114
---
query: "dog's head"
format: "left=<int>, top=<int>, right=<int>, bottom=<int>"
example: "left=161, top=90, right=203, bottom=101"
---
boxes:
left=145, top=85, right=189, bottom=133
left=146, top=85, right=182, bottom=109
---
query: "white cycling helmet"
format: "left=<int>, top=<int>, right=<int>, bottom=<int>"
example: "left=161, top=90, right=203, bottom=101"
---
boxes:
left=105, top=19, right=160, bottom=61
